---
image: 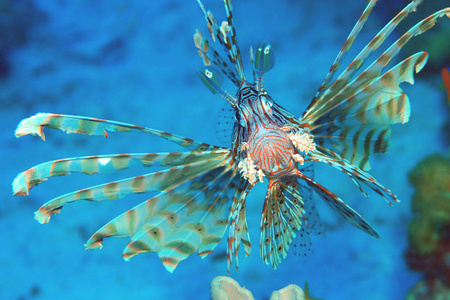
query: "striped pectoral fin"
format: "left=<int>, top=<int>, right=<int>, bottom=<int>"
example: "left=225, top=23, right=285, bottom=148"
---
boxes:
left=304, top=4, right=449, bottom=123
left=260, top=179, right=305, bottom=269
left=121, top=221, right=189, bottom=270
left=310, top=52, right=429, bottom=171
left=314, top=124, right=392, bottom=171
left=34, top=157, right=227, bottom=224
left=124, top=224, right=206, bottom=273
left=337, top=51, right=428, bottom=126
left=15, top=113, right=144, bottom=140
left=304, top=0, right=420, bottom=121
left=12, top=150, right=230, bottom=197
left=225, top=175, right=252, bottom=273
left=296, top=171, right=379, bottom=238
left=312, top=50, right=429, bottom=132
left=282, top=179, right=325, bottom=256
left=371, top=7, right=450, bottom=80
left=309, top=0, right=377, bottom=106
left=85, top=167, right=232, bottom=249
left=12, top=154, right=151, bottom=197
left=194, top=169, right=244, bottom=260
left=346, top=162, right=399, bottom=206
left=228, top=198, right=251, bottom=269
left=102, top=165, right=238, bottom=273
left=345, top=51, right=428, bottom=125
left=33, top=172, right=161, bottom=225
left=85, top=198, right=160, bottom=250
left=311, top=151, right=399, bottom=206
left=236, top=205, right=251, bottom=258
left=15, top=113, right=221, bottom=151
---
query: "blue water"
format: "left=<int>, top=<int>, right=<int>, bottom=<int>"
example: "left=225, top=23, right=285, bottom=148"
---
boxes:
left=1, top=0, right=448, bottom=299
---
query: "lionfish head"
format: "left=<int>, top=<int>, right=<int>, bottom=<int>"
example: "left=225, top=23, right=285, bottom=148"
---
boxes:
left=197, top=42, right=284, bottom=131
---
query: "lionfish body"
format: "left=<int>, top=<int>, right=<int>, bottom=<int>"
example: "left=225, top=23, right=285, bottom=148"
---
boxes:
left=12, top=0, right=449, bottom=272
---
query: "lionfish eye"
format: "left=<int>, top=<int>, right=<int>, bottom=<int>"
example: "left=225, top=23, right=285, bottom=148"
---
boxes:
left=197, top=66, right=224, bottom=94
left=234, top=110, right=246, bottom=127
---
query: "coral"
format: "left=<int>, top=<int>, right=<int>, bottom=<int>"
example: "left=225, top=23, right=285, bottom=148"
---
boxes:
left=406, top=277, right=450, bottom=300
left=210, top=276, right=255, bottom=300
left=210, top=276, right=312, bottom=300
left=407, top=154, right=450, bottom=255
left=270, top=284, right=305, bottom=300
left=405, top=154, right=450, bottom=298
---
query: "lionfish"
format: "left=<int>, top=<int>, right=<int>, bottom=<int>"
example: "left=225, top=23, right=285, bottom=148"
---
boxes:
left=12, top=0, right=449, bottom=273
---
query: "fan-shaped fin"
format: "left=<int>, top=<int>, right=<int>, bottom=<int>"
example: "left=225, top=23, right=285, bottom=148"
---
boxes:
left=115, top=165, right=240, bottom=272
left=286, top=175, right=325, bottom=257
left=260, top=178, right=305, bottom=269
left=311, top=0, right=378, bottom=103
left=309, top=150, right=399, bottom=207
left=13, top=150, right=230, bottom=197
left=304, top=3, right=449, bottom=122
left=226, top=196, right=251, bottom=272
left=15, top=113, right=218, bottom=151
left=311, top=50, right=428, bottom=170
left=33, top=156, right=229, bottom=224
left=313, top=51, right=427, bottom=128
left=295, top=171, right=379, bottom=238
left=226, top=179, right=252, bottom=273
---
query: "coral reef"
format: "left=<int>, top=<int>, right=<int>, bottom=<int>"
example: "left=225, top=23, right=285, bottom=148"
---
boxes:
left=407, top=154, right=450, bottom=256
left=210, top=276, right=314, bottom=300
left=406, top=276, right=450, bottom=300
left=405, top=154, right=450, bottom=298
left=270, top=284, right=306, bottom=300
left=210, top=276, right=255, bottom=300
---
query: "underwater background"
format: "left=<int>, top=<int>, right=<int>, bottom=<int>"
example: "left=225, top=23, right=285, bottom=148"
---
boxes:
left=1, top=0, right=449, bottom=299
